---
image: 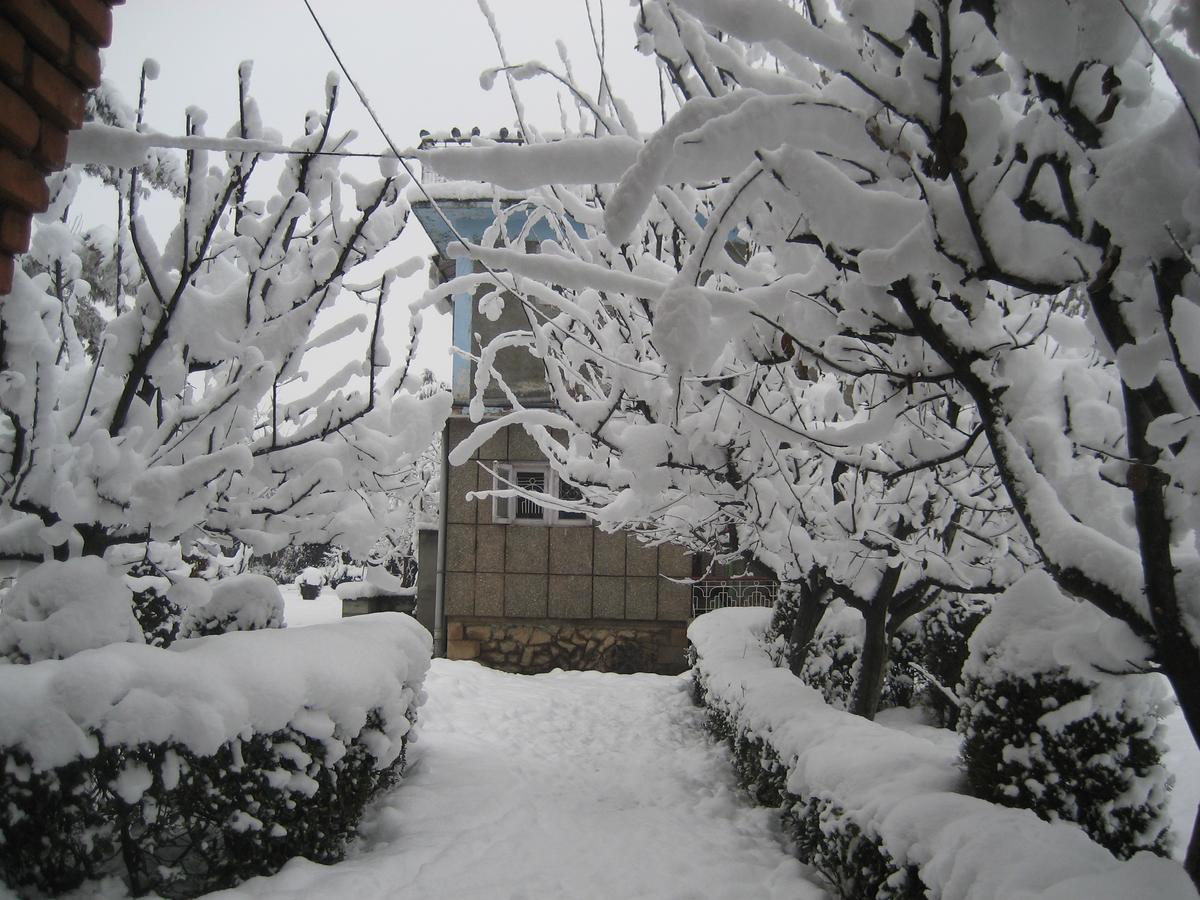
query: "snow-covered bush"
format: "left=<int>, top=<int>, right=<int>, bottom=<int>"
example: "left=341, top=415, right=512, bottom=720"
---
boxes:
left=249, top=542, right=329, bottom=586
left=125, top=558, right=184, bottom=648
left=689, top=607, right=1194, bottom=900
left=296, top=566, right=326, bottom=588
left=797, top=602, right=923, bottom=713
left=960, top=572, right=1172, bottom=859
left=797, top=602, right=861, bottom=711
left=879, top=619, right=924, bottom=712
left=178, top=574, right=285, bottom=638
left=0, top=613, right=430, bottom=897
left=296, top=565, right=325, bottom=599
left=0, top=559, right=142, bottom=663
left=921, top=594, right=991, bottom=728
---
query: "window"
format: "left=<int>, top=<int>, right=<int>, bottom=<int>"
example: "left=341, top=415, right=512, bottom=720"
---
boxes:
left=557, top=480, right=587, bottom=520
left=515, top=469, right=547, bottom=520
left=492, top=463, right=588, bottom=526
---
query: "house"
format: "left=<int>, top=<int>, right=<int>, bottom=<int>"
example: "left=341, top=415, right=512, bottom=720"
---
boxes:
left=410, top=130, right=695, bottom=675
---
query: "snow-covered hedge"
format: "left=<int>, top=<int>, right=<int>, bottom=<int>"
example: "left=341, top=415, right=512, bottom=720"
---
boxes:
left=689, top=607, right=1196, bottom=900
left=960, top=572, right=1172, bottom=859
left=0, top=613, right=431, bottom=897
left=178, top=573, right=285, bottom=638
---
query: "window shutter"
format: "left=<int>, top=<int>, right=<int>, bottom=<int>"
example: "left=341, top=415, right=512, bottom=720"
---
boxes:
left=493, top=464, right=515, bottom=524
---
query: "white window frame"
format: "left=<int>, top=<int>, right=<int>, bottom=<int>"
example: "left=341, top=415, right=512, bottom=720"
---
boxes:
left=491, top=462, right=589, bottom=526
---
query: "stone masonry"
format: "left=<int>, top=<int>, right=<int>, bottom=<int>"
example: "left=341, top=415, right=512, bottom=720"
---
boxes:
left=446, top=619, right=688, bottom=675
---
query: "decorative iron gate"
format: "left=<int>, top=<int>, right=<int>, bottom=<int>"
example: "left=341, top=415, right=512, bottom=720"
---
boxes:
left=691, top=578, right=778, bottom=618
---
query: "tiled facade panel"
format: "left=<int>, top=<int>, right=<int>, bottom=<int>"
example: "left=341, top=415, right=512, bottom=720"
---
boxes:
left=441, top=418, right=696, bottom=672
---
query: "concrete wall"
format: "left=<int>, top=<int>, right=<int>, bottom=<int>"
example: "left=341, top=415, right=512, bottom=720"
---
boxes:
left=415, top=527, right=439, bottom=639
left=465, top=273, right=553, bottom=407
left=443, top=416, right=694, bottom=674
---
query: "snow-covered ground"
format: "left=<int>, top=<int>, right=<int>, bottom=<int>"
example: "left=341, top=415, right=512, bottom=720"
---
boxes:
left=206, top=659, right=827, bottom=900
left=275, top=587, right=1200, bottom=872
left=278, top=583, right=342, bottom=628
left=1165, top=704, right=1200, bottom=860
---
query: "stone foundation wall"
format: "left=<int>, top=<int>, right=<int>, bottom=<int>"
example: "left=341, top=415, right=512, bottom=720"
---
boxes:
left=447, top=617, right=689, bottom=675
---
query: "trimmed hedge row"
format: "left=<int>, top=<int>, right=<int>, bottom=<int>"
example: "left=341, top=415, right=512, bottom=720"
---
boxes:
left=689, top=607, right=1195, bottom=900
left=0, top=613, right=431, bottom=897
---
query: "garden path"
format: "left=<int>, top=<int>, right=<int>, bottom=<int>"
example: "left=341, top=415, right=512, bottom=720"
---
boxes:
left=206, top=657, right=828, bottom=900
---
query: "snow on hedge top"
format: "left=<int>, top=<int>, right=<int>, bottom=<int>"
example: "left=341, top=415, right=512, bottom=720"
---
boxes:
left=0, top=612, right=432, bottom=771
left=0, top=558, right=143, bottom=662
left=689, top=606, right=1198, bottom=900
left=179, top=573, right=285, bottom=635
left=966, top=569, right=1156, bottom=680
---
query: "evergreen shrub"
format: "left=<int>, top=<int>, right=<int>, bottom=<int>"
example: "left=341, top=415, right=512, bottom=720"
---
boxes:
left=178, top=574, right=285, bottom=638
left=919, top=594, right=990, bottom=727
left=1, top=709, right=410, bottom=897
left=0, top=614, right=430, bottom=897
left=127, top=559, right=184, bottom=648
left=695, top=688, right=925, bottom=898
left=959, top=572, right=1172, bottom=859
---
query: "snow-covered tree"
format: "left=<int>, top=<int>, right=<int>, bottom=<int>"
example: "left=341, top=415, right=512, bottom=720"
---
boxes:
left=419, top=24, right=1026, bottom=722
left=417, top=0, right=1200, bottom=874
left=0, top=64, right=448, bottom=580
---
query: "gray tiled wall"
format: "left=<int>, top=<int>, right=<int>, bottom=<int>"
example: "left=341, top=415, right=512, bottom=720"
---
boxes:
left=443, top=418, right=694, bottom=623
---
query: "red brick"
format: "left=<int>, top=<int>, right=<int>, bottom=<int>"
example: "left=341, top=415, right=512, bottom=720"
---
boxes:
left=1, top=0, right=71, bottom=61
left=0, top=253, right=13, bottom=294
left=26, top=51, right=85, bottom=130
left=0, top=205, right=29, bottom=253
left=49, top=0, right=111, bottom=46
left=0, top=18, right=25, bottom=83
left=33, top=119, right=66, bottom=170
left=65, top=30, right=99, bottom=87
left=0, top=80, right=40, bottom=152
left=0, top=147, right=49, bottom=211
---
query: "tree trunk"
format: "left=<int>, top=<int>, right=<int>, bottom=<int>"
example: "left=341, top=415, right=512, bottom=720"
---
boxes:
left=851, top=600, right=889, bottom=720
left=786, top=590, right=828, bottom=677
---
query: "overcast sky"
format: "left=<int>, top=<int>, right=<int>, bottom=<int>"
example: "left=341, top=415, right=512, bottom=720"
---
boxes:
left=91, top=0, right=661, bottom=382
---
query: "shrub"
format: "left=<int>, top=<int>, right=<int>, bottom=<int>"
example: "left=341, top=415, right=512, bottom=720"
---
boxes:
left=782, top=795, right=926, bottom=900
left=126, top=559, right=184, bottom=648
left=796, top=601, right=921, bottom=713
left=797, top=602, right=861, bottom=710
left=0, top=559, right=143, bottom=662
left=959, top=571, right=1172, bottom=860
left=0, top=614, right=430, bottom=897
left=688, top=606, right=1194, bottom=900
left=919, top=594, right=990, bottom=728
left=178, top=574, right=285, bottom=638
left=249, top=542, right=330, bottom=584
left=879, top=618, right=924, bottom=712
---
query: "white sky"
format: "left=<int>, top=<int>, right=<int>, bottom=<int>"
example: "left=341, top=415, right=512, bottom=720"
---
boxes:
left=88, top=0, right=662, bottom=384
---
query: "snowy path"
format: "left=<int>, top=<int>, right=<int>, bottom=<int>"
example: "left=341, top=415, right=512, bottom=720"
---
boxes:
left=209, top=660, right=827, bottom=900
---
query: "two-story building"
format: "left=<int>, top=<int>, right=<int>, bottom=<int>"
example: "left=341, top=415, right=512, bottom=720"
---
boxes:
left=411, top=132, right=695, bottom=675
